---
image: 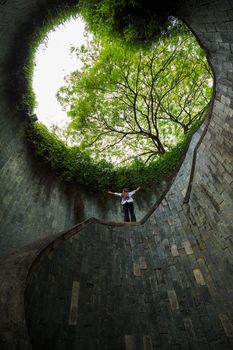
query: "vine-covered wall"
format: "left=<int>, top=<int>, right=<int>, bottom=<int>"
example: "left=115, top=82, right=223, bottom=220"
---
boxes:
left=0, top=0, right=184, bottom=256
left=0, top=0, right=232, bottom=260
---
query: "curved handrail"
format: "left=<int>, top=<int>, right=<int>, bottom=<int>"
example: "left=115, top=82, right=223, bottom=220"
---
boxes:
left=183, top=98, right=215, bottom=205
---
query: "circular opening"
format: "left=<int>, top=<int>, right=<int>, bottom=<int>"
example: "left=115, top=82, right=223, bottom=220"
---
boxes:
left=27, top=11, right=214, bottom=192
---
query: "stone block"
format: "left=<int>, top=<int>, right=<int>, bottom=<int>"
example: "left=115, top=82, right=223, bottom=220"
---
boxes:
left=193, top=269, right=206, bottom=286
left=133, top=262, right=142, bottom=277
left=68, top=281, right=80, bottom=326
left=125, top=335, right=135, bottom=350
left=171, top=244, right=179, bottom=257
left=219, top=314, right=233, bottom=337
left=168, top=290, right=179, bottom=311
left=139, top=256, right=148, bottom=270
left=182, top=240, right=194, bottom=255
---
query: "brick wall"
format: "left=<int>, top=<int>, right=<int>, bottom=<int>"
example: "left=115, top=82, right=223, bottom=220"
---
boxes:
left=0, top=1, right=167, bottom=257
left=0, top=0, right=232, bottom=258
left=0, top=0, right=233, bottom=348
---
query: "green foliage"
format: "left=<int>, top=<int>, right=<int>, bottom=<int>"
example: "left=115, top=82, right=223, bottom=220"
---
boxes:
left=22, top=3, right=213, bottom=195
left=78, top=0, right=176, bottom=47
left=26, top=120, right=196, bottom=193
left=57, top=21, right=213, bottom=164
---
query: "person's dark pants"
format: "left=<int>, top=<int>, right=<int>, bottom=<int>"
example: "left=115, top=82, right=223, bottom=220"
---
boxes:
left=123, top=202, right=136, bottom=222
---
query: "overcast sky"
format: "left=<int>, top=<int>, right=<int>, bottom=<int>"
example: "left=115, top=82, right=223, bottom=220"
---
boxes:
left=33, top=16, right=86, bottom=128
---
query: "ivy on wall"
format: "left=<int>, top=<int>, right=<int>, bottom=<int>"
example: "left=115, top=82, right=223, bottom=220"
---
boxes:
left=26, top=121, right=196, bottom=192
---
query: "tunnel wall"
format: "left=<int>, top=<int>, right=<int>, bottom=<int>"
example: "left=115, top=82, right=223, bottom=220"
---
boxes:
left=0, top=0, right=164, bottom=256
left=0, top=0, right=232, bottom=258
left=0, top=0, right=172, bottom=257
left=0, top=0, right=233, bottom=349
left=178, top=0, right=233, bottom=247
left=23, top=112, right=233, bottom=349
left=25, top=116, right=233, bottom=350
left=0, top=1, right=79, bottom=256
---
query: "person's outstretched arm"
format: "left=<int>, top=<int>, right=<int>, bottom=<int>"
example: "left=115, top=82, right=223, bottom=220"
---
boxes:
left=108, top=190, right=122, bottom=197
left=134, top=186, right=141, bottom=193
left=107, top=190, right=115, bottom=195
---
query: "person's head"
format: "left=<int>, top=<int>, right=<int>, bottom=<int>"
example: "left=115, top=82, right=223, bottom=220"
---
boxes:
left=122, top=188, right=129, bottom=198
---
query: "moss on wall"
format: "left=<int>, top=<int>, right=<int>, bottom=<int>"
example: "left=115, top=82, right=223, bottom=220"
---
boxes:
left=26, top=120, right=200, bottom=192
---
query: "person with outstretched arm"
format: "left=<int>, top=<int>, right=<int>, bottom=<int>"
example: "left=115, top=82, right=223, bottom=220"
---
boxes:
left=107, top=187, right=141, bottom=222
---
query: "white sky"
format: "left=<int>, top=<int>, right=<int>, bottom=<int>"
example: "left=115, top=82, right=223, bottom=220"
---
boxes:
left=33, top=16, right=86, bottom=128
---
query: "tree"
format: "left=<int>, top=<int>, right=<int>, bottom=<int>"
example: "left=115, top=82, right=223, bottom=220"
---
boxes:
left=78, top=0, right=178, bottom=47
left=57, top=21, right=213, bottom=164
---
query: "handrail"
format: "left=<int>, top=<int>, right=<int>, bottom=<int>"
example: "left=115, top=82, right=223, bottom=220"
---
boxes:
left=183, top=98, right=215, bottom=205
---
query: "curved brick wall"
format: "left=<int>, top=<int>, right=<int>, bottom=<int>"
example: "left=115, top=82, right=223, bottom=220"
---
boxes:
left=178, top=0, right=233, bottom=254
left=0, top=0, right=233, bottom=349
left=0, top=0, right=164, bottom=257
